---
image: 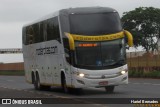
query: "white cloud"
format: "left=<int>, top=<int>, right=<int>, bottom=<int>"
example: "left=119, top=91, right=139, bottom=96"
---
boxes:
left=0, top=22, right=23, bottom=48
left=0, top=0, right=159, bottom=63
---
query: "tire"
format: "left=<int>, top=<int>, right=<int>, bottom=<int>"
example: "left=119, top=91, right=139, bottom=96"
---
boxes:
left=31, top=72, right=35, bottom=84
left=105, top=86, right=115, bottom=93
left=74, top=88, right=83, bottom=95
left=34, top=73, right=50, bottom=90
left=34, top=73, right=41, bottom=90
left=61, top=75, right=68, bottom=93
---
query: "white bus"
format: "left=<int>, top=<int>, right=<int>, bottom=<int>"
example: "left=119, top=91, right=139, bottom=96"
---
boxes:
left=22, top=7, right=133, bottom=93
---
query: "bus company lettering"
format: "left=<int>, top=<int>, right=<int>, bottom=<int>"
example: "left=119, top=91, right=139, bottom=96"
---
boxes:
left=36, top=46, right=58, bottom=55
left=72, top=33, right=124, bottom=41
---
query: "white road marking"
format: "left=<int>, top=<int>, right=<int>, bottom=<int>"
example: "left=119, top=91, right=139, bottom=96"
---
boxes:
left=143, top=83, right=151, bottom=85
left=130, top=82, right=160, bottom=86
left=152, top=84, right=160, bottom=86
left=132, top=83, right=140, bottom=85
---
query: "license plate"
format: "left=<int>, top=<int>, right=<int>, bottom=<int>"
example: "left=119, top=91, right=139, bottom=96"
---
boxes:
left=99, top=81, right=108, bottom=86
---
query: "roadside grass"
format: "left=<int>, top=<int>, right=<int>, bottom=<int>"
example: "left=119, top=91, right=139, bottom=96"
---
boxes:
left=0, top=70, right=24, bottom=76
left=1, top=70, right=160, bottom=78
left=129, top=70, right=160, bottom=78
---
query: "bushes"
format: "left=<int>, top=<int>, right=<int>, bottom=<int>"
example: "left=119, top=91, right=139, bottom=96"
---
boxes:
left=129, top=70, right=160, bottom=78
left=0, top=70, right=24, bottom=76
left=129, top=67, right=160, bottom=78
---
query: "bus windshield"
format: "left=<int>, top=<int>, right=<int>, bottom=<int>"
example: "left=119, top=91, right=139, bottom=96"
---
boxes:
left=69, top=13, right=122, bottom=35
left=75, top=39, right=126, bottom=69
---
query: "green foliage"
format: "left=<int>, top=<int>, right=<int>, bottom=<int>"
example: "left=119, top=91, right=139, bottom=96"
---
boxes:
left=122, top=7, right=160, bottom=52
left=0, top=70, right=24, bottom=76
left=129, top=70, right=143, bottom=77
left=129, top=70, right=160, bottom=78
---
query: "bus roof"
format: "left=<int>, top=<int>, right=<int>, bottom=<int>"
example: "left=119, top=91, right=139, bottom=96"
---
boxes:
left=60, top=7, right=117, bottom=15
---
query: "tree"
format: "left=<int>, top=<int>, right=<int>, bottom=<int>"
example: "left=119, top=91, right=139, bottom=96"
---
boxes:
left=121, top=7, right=160, bottom=52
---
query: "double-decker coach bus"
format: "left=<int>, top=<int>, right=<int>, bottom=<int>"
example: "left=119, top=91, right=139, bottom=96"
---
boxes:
left=22, top=7, right=133, bottom=93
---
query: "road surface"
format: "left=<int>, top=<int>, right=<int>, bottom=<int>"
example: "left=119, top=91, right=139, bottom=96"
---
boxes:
left=0, top=76, right=160, bottom=107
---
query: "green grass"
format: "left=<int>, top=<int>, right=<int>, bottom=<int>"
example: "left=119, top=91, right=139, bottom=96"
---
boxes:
left=129, top=70, right=160, bottom=78
left=0, top=70, right=25, bottom=76
left=1, top=70, right=160, bottom=78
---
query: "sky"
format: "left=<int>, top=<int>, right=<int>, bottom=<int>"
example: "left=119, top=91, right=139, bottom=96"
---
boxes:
left=0, top=0, right=160, bottom=63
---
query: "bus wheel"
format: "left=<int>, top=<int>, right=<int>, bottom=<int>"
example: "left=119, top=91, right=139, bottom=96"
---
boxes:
left=31, top=72, right=35, bottom=84
left=105, top=86, right=115, bottom=93
left=34, top=73, right=41, bottom=90
left=74, top=88, right=83, bottom=95
left=34, top=73, right=50, bottom=90
left=61, top=75, right=68, bottom=93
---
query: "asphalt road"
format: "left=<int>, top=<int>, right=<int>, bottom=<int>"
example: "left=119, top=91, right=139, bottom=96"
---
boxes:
left=0, top=76, right=160, bottom=107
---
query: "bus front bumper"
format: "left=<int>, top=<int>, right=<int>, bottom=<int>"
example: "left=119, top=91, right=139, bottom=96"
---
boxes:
left=72, top=72, right=128, bottom=88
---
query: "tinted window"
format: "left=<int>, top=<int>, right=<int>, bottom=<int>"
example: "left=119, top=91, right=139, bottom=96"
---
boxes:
left=25, top=23, right=44, bottom=45
left=70, top=13, right=122, bottom=35
left=75, top=39, right=126, bottom=69
left=24, top=17, right=60, bottom=45
left=39, top=22, right=45, bottom=42
left=75, top=42, right=101, bottom=66
left=22, top=27, right=26, bottom=45
left=63, top=38, right=71, bottom=63
left=26, top=26, right=34, bottom=44
left=47, top=17, right=60, bottom=41
left=33, top=24, right=40, bottom=43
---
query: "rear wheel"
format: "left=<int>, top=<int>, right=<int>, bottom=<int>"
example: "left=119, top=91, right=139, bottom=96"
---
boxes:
left=31, top=72, right=35, bottom=84
left=34, top=73, right=41, bottom=90
left=34, top=73, right=50, bottom=90
left=105, top=86, right=115, bottom=93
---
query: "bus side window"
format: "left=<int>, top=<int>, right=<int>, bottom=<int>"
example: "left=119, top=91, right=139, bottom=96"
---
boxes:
left=22, top=27, right=26, bottom=45
left=40, top=22, right=45, bottom=41
left=63, top=38, right=71, bottom=63
left=65, top=48, right=70, bottom=63
left=34, top=23, right=44, bottom=43
left=47, top=17, right=61, bottom=42
left=26, top=26, right=34, bottom=45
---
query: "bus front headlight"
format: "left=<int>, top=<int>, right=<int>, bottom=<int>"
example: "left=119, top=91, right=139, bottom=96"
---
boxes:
left=121, top=70, right=126, bottom=75
left=79, top=73, right=85, bottom=77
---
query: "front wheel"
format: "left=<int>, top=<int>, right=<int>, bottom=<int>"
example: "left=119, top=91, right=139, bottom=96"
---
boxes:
left=61, top=75, right=68, bottom=93
left=105, top=86, right=115, bottom=93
